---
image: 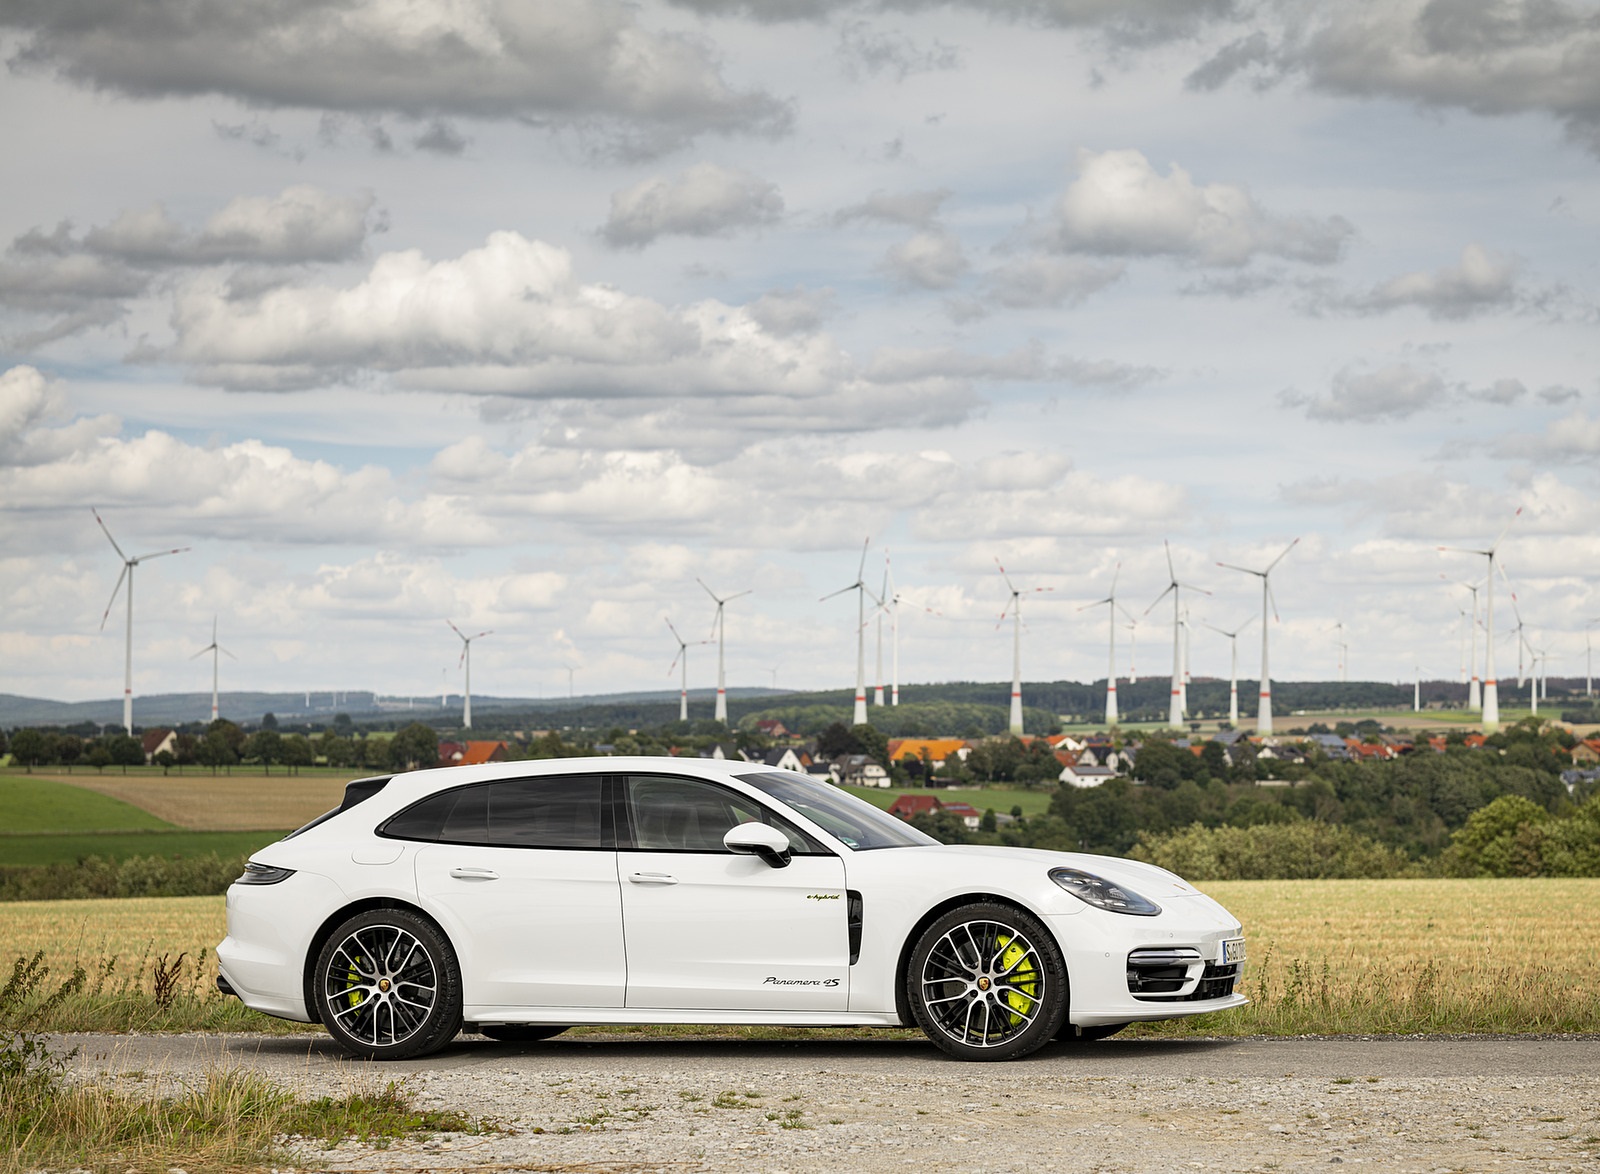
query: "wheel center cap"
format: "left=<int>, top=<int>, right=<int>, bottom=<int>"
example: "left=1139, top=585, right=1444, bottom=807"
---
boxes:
left=378, top=979, right=391, bottom=992
left=977, top=976, right=991, bottom=991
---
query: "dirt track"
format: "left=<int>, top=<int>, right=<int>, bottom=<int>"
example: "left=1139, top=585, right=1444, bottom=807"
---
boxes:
left=61, top=1032, right=1600, bottom=1172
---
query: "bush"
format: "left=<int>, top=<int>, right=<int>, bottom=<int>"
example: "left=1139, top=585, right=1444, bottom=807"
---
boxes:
left=1132, top=820, right=1417, bottom=880
left=0, top=853, right=247, bottom=902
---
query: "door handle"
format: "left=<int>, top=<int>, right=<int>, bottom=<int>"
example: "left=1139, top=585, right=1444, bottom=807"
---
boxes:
left=449, top=867, right=499, bottom=880
left=628, top=872, right=678, bottom=885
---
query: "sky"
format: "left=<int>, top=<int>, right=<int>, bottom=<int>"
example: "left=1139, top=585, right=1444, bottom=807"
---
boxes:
left=2, top=0, right=1599, bottom=712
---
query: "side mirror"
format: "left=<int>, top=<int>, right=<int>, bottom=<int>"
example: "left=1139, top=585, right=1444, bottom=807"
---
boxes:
left=724, top=822, right=792, bottom=869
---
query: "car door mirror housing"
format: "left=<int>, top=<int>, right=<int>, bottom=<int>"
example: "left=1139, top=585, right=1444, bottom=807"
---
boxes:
left=723, top=822, right=792, bottom=868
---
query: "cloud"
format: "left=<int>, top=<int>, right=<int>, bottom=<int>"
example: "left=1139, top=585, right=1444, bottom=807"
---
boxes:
left=1346, top=244, right=1520, bottom=319
left=882, top=229, right=970, bottom=289
left=599, top=164, right=784, bottom=248
left=1493, top=410, right=1600, bottom=463
left=836, top=20, right=961, bottom=81
left=1, top=187, right=377, bottom=344
left=1186, top=2, right=1600, bottom=158
left=2, top=0, right=790, bottom=154
left=1281, top=363, right=1448, bottom=422
left=1038, top=148, right=1354, bottom=267
left=0, top=365, right=119, bottom=465
left=745, top=286, right=834, bottom=336
left=833, top=188, right=951, bottom=228
left=666, top=0, right=1236, bottom=45
left=983, top=255, right=1126, bottom=308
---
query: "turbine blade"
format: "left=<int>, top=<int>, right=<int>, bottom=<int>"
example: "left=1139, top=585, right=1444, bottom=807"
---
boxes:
left=99, top=564, right=129, bottom=630
left=190, top=645, right=212, bottom=660
left=695, top=577, right=720, bottom=603
left=474, top=630, right=493, bottom=640
left=993, top=555, right=1017, bottom=596
left=819, top=584, right=856, bottom=602
left=1267, top=581, right=1280, bottom=623
left=1264, top=537, right=1300, bottom=574
left=134, top=546, right=190, bottom=561
left=1164, top=539, right=1176, bottom=583
left=447, top=619, right=466, bottom=640
left=1109, top=560, right=1121, bottom=597
left=856, top=537, right=870, bottom=582
left=725, top=589, right=752, bottom=603
left=1216, top=561, right=1261, bottom=576
left=92, top=508, right=127, bottom=560
left=1143, top=582, right=1175, bottom=616
left=665, top=617, right=684, bottom=645
left=1489, top=505, right=1523, bottom=552
left=668, top=649, right=682, bottom=675
left=221, top=646, right=237, bottom=660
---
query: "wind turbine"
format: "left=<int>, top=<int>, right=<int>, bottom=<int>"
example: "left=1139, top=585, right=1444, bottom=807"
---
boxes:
left=1413, top=661, right=1421, bottom=712
left=1443, top=578, right=1484, bottom=709
left=873, top=558, right=889, bottom=707
left=1587, top=619, right=1600, bottom=698
left=1126, top=618, right=1138, bottom=684
left=697, top=579, right=751, bottom=725
left=190, top=616, right=236, bottom=723
left=1203, top=619, right=1249, bottom=727
left=1216, top=537, right=1295, bottom=736
left=94, top=508, right=190, bottom=734
left=1326, top=620, right=1348, bottom=683
left=820, top=539, right=873, bottom=727
left=1180, top=606, right=1193, bottom=717
left=1079, top=562, right=1136, bottom=727
left=1147, top=541, right=1209, bottom=731
left=1440, top=507, right=1521, bottom=733
left=447, top=620, right=492, bottom=729
left=665, top=617, right=709, bottom=722
left=880, top=552, right=939, bottom=708
left=995, top=557, right=1053, bottom=736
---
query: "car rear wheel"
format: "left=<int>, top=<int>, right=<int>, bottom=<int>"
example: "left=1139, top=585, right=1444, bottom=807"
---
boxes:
left=314, top=909, right=461, bottom=1060
left=907, top=902, right=1068, bottom=1061
left=477, top=1024, right=569, bottom=1043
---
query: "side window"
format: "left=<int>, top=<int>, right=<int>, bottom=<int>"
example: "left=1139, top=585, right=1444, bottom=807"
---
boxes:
left=380, top=776, right=605, bottom=849
left=483, top=777, right=605, bottom=849
left=624, top=775, right=821, bottom=854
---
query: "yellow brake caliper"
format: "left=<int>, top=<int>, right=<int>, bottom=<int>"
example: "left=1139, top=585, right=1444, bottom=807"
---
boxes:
left=996, top=935, right=1038, bottom=1025
left=347, top=954, right=365, bottom=1008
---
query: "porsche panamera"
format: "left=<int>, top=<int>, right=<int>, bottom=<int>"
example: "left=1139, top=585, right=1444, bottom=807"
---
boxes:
left=216, top=757, right=1246, bottom=1061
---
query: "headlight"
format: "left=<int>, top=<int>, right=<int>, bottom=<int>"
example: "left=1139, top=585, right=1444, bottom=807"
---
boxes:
left=1049, top=867, right=1161, bottom=916
left=234, top=861, right=295, bottom=886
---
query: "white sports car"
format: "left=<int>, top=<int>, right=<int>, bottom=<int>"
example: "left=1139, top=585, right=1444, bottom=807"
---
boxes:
left=217, top=757, right=1246, bottom=1061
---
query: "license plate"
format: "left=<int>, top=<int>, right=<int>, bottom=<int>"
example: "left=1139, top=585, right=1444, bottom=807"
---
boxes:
left=1221, top=938, right=1246, bottom=965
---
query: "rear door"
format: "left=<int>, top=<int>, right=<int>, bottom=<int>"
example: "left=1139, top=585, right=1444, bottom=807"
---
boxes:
left=401, top=774, right=626, bottom=1010
left=617, top=773, right=849, bottom=1011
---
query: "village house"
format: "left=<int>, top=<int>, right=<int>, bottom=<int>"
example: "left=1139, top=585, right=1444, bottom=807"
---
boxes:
left=140, top=728, right=177, bottom=763
left=437, top=740, right=509, bottom=767
left=887, top=793, right=941, bottom=821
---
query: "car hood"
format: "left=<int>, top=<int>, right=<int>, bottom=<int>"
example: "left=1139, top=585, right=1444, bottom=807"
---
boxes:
left=898, top=843, right=1201, bottom=898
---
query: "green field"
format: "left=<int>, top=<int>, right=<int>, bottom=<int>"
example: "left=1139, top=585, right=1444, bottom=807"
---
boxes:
left=0, top=829, right=286, bottom=867
left=1, top=776, right=288, bottom=867
left=842, top=783, right=1053, bottom=817
left=2, top=776, right=174, bottom=833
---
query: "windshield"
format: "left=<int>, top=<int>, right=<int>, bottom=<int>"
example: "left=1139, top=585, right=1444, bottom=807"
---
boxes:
left=736, top=771, right=940, bottom=851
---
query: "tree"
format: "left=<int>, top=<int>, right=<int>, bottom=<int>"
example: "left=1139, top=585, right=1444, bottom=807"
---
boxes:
left=816, top=722, right=863, bottom=759
left=9, top=729, right=46, bottom=772
left=154, top=749, right=176, bottom=774
left=85, top=741, right=113, bottom=773
left=280, top=734, right=314, bottom=775
left=108, top=735, right=144, bottom=773
left=244, top=729, right=283, bottom=773
left=198, top=724, right=240, bottom=774
left=331, top=712, right=355, bottom=736
left=261, top=712, right=279, bottom=730
left=389, top=722, right=440, bottom=771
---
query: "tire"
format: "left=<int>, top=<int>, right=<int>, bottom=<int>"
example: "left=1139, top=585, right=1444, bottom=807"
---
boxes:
left=906, top=901, right=1068, bottom=1061
left=314, top=908, right=462, bottom=1060
left=1056, top=1022, right=1128, bottom=1043
left=477, top=1025, right=569, bottom=1043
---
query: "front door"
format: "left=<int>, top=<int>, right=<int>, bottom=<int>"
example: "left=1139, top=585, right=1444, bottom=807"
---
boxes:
left=618, top=773, right=849, bottom=1011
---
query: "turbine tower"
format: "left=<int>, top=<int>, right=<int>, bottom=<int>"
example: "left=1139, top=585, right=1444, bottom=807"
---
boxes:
left=665, top=618, right=709, bottom=723
left=447, top=620, right=492, bottom=729
left=1326, top=620, right=1348, bottom=683
left=820, top=539, right=873, bottom=727
left=1440, top=507, right=1521, bottom=733
left=1444, top=578, right=1484, bottom=709
left=881, top=552, right=938, bottom=708
left=995, top=557, right=1052, bottom=736
left=873, top=558, right=889, bottom=707
left=1146, top=541, right=1209, bottom=730
left=1079, top=563, right=1135, bottom=727
left=1203, top=619, right=1249, bottom=727
left=190, top=616, right=235, bottom=723
left=1586, top=619, right=1599, bottom=698
left=697, top=579, right=751, bottom=725
left=1217, top=538, right=1295, bottom=736
left=93, top=508, right=190, bottom=734
left=1126, top=618, right=1137, bottom=684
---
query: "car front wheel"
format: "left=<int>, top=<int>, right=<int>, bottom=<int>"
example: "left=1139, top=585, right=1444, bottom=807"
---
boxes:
left=314, top=909, right=462, bottom=1060
left=907, top=902, right=1068, bottom=1061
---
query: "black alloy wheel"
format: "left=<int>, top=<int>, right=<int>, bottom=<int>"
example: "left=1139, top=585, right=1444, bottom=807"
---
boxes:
left=907, top=901, right=1068, bottom=1061
left=314, top=908, right=462, bottom=1060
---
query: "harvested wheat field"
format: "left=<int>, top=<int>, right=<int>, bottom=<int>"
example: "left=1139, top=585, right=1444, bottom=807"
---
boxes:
left=38, top=771, right=345, bottom=831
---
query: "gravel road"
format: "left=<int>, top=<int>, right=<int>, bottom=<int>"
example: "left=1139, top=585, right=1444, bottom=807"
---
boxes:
left=61, top=1032, right=1600, bottom=1172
